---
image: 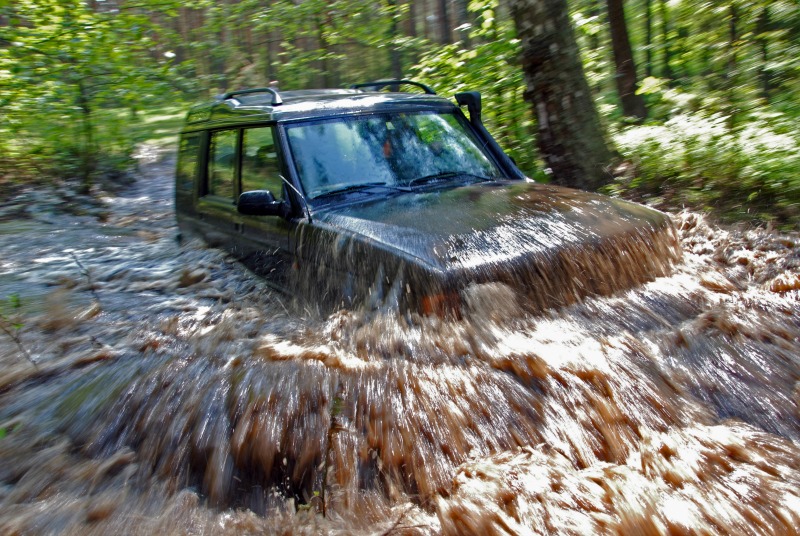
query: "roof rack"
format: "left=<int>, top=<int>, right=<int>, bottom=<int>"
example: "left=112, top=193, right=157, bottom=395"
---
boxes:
left=349, top=79, right=436, bottom=95
left=220, top=87, right=283, bottom=106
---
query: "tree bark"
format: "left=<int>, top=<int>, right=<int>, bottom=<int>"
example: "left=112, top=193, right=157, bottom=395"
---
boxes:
left=658, top=0, right=672, bottom=80
left=387, top=0, right=404, bottom=79
left=508, top=0, right=615, bottom=191
left=406, top=0, right=418, bottom=37
left=455, top=0, right=471, bottom=45
left=756, top=6, right=771, bottom=101
left=437, top=0, right=451, bottom=44
left=726, top=3, right=739, bottom=81
left=643, top=0, right=653, bottom=77
left=606, top=0, right=647, bottom=120
left=76, top=79, right=95, bottom=195
left=316, top=14, right=331, bottom=87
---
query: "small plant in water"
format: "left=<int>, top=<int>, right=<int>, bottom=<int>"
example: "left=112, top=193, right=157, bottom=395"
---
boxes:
left=318, top=393, right=346, bottom=517
left=70, top=251, right=101, bottom=304
left=0, top=293, right=37, bottom=368
left=0, top=422, right=21, bottom=440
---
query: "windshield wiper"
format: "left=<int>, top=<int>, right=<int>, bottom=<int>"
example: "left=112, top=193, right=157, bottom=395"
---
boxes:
left=407, top=171, right=496, bottom=187
left=312, top=181, right=409, bottom=200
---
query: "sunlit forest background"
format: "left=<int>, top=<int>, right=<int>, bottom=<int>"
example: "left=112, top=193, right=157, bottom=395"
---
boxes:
left=1, top=0, right=799, bottom=224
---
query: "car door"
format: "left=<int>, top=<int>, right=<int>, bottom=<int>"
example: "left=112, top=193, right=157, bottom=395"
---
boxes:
left=234, top=125, right=294, bottom=289
left=195, top=128, right=239, bottom=247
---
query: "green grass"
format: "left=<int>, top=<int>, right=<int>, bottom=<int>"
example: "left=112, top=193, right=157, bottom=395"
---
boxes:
left=126, top=105, right=187, bottom=149
left=88, top=105, right=187, bottom=153
left=0, top=103, right=189, bottom=198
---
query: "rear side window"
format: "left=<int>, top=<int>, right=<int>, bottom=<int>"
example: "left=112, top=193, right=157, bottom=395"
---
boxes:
left=176, top=134, right=200, bottom=192
left=208, top=130, right=237, bottom=199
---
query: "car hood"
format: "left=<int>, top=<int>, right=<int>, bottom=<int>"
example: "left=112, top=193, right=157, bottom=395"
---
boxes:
left=311, top=180, right=676, bottom=272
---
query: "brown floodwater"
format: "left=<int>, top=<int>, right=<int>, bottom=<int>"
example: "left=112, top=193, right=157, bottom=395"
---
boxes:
left=0, top=152, right=798, bottom=535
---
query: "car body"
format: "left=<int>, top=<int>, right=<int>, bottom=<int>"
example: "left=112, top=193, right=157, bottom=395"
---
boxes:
left=175, top=80, right=681, bottom=315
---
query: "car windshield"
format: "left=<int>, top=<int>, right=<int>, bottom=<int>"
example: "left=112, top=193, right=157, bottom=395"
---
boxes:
left=285, top=111, right=502, bottom=199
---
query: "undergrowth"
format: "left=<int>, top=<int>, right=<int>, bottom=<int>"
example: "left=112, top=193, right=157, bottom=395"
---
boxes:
left=604, top=81, right=800, bottom=226
left=0, top=105, right=185, bottom=202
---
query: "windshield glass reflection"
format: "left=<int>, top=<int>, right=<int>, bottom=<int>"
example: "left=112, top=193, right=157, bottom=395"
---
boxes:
left=285, top=112, right=501, bottom=199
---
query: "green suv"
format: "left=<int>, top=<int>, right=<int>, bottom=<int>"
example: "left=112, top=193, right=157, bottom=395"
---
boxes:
left=175, top=80, right=680, bottom=315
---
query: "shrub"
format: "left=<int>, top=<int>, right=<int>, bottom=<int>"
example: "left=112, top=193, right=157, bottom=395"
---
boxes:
left=610, top=112, right=800, bottom=225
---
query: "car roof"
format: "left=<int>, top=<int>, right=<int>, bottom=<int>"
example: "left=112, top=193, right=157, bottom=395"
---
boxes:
left=183, top=88, right=458, bottom=131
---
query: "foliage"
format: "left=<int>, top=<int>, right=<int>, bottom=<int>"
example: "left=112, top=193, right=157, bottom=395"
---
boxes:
left=1, top=0, right=798, bottom=223
left=0, top=293, right=22, bottom=328
left=0, top=293, right=36, bottom=367
left=609, top=109, right=800, bottom=224
left=177, top=0, right=422, bottom=91
left=0, top=0, right=189, bottom=194
left=565, top=0, right=800, bottom=223
left=0, top=420, right=23, bottom=440
left=411, top=0, right=539, bottom=177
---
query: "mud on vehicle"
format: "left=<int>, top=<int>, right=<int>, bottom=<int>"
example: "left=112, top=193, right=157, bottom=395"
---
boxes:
left=175, top=80, right=681, bottom=316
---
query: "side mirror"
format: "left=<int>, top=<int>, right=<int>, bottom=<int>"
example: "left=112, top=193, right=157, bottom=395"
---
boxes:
left=237, top=190, right=287, bottom=217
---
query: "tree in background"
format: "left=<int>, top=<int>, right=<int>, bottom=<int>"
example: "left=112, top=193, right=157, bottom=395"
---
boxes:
left=410, top=0, right=535, bottom=176
left=606, top=0, right=647, bottom=120
left=0, top=0, right=186, bottom=192
left=508, top=0, right=615, bottom=190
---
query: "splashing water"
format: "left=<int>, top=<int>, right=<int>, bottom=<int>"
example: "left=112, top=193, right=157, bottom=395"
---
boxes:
left=0, top=155, right=798, bottom=534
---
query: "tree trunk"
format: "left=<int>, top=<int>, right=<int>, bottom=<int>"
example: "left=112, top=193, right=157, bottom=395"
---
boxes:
left=265, top=29, right=277, bottom=85
left=724, top=3, right=740, bottom=126
left=423, top=0, right=434, bottom=40
left=387, top=0, right=404, bottom=79
left=406, top=0, right=418, bottom=37
left=437, top=0, right=451, bottom=44
left=727, top=3, right=739, bottom=81
left=455, top=0, right=471, bottom=45
left=76, top=79, right=95, bottom=195
left=316, top=14, right=330, bottom=87
left=658, top=0, right=672, bottom=80
left=756, top=6, right=771, bottom=101
left=606, top=0, right=647, bottom=120
left=643, top=0, right=653, bottom=77
left=508, top=0, right=615, bottom=191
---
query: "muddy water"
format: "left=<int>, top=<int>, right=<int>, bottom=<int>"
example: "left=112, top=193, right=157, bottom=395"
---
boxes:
left=0, top=152, right=798, bottom=534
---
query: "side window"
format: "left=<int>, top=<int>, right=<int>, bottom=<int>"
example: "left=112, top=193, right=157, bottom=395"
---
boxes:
left=241, top=126, right=283, bottom=198
left=208, top=129, right=237, bottom=199
left=176, top=133, right=200, bottom=192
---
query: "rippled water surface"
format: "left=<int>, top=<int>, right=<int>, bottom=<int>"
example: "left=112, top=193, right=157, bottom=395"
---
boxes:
left=0, top=154, right=798, bottom=535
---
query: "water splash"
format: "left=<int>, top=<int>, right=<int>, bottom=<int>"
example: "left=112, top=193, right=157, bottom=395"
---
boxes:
left=0, top=160, right=798, bottom=534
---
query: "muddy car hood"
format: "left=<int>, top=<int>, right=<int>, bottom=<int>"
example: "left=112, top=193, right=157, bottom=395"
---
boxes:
left=311, top=180, right=674, bottom=272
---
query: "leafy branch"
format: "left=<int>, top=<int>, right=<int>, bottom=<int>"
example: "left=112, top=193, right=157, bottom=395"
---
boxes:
left=70, top=252, right=101, bottom=304
left=0, top=294, right=37, bottom=369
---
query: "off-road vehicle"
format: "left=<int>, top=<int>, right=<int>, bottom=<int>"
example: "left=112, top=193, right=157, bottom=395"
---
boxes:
left=175, top=80, right=680, bottom=315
